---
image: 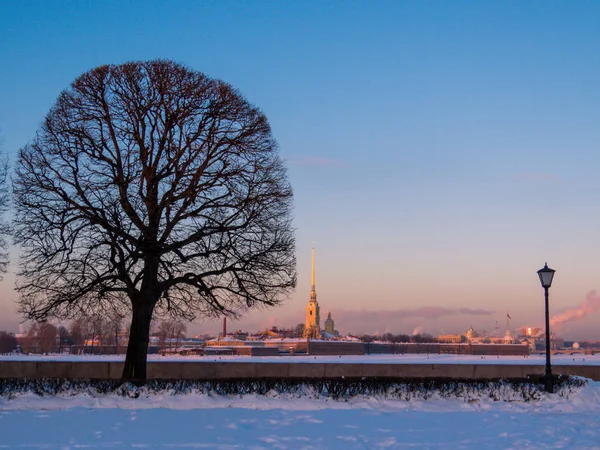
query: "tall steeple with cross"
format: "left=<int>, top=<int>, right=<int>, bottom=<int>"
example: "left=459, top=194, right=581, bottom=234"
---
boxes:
left=303, top=244, right=321, bottom=339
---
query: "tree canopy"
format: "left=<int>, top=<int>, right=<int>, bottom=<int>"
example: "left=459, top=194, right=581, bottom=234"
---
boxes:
left=14, top=60, right=296, bottom=379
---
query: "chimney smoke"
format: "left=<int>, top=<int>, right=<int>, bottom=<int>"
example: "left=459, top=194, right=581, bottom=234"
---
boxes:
left=550, top=290, right=600, bottom=327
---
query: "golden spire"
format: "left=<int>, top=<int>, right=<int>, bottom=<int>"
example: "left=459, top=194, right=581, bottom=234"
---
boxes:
left=311, top=243, right=315, bottom=288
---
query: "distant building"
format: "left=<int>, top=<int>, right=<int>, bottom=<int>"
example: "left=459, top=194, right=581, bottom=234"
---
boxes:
left=323, top=312, right=339, bottom=337
left=206, top=336, right=245, bottom=347
left=232, top=330, right=248, bottom=341
left=256, top=327, right=281, bottom=338
left=516, top=327, right=564, bottom=351
left=502, top=329, right=514, bottom=344
left=438, top=334, right=467, bottom=344
left=437, top=326, right=515, bottom=344
left=516, top=326, right=544, bottom=337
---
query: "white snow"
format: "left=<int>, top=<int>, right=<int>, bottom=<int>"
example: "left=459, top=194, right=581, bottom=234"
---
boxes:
left=1, top=352, right=599, bottom=365
left=1, top=381, right=600, bottom=448
left=2, top=354, right=599, bottom=446
left=1, top=406, right=597, bottom=449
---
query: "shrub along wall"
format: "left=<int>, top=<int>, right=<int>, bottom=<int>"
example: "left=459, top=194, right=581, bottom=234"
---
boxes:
left=0, top=376, right=586, bottom=403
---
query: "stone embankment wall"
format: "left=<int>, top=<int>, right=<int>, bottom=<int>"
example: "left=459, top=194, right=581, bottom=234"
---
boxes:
left=0, top=361, right=598, bottom=380
left=365, top=343, right=529, bottom=356
left=261, top=341, right=308, bottom=353
left=309, top=341, right=364, bottom=355
left=302, top=342, right=529, bottom=356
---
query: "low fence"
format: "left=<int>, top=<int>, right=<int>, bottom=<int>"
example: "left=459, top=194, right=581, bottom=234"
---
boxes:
left=1, top=361, right=598, bottom=380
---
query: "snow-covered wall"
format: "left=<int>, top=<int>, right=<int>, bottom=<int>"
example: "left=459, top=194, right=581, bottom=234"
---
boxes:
left=2, top=359, right=600, bottom=380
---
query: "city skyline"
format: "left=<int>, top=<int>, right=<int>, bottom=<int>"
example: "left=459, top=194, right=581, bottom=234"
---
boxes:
left=4, top=245, right=599, bottom=341
left=1, top=1, right=600, bottom=339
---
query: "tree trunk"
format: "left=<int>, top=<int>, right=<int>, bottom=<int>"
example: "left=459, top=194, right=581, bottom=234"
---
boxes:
left=122, top=302, right=154, bottom=382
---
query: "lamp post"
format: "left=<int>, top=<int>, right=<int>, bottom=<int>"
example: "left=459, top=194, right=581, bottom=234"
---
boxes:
left=537, top=263, right=556, bottom=393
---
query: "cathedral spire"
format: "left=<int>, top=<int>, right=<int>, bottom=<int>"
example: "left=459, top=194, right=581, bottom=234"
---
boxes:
left=311, top=243, right=315, bottom=289
left=304, top=243, right=321, bottom=339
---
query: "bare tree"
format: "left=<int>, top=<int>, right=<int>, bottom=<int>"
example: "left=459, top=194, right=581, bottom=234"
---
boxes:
left=20, top=323, right=38, bottom=353
left=69, top=316, right=89, bottom=352
left=105, top=310, right=126, bottom=354
left=14, top=60, right=296, bottom=381
left=0, top=132, right=10, bottom=276
left=172, top=320, right=186, bottom=351
left=295, top=323, right=305, bottom=338
left=88, top=314, right=107, bottom=354
left=69, top=312, right=124, bottom=354
left=57, top=326, right=71, bottom=353
left=37, top=322, right=57, bottom=353
left=157, top=319, right=186, bottom=352
left=156, top=323, right=167, bottom=352
left=0, top=332, right=17, bottom=353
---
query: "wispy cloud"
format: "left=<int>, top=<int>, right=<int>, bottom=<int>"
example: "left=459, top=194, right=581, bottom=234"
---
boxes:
left=512, top=173, right=560, bottom=182
left=334, top=307, right=494, bottom=322
left=285, top=155, right=347, bottom=168
left=325, top=307, right=494, bottom=335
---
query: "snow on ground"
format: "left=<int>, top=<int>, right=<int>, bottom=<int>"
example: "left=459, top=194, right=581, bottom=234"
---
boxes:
left=1, top=353, right=599, bottom=365
left=1, top=381, right=600, bottom=448
left=1, top=406, right=600, bottom=449
left=2, top=353, right=600, bottom=447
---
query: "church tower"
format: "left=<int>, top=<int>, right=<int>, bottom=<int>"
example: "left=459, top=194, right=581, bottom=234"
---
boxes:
left=324, top=312, right=336, bottom=335
left=303, top=245, right=321, bottom=339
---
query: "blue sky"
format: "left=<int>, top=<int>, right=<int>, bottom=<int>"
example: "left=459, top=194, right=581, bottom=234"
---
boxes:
left=1, top=1, right=600, bottom=339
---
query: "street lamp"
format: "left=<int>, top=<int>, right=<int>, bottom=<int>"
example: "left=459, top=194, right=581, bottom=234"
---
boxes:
left=537, top=262, right=556, bottom=393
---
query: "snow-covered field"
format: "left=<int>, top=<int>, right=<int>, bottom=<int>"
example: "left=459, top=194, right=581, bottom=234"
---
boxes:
left=2, top=403, right=600, bottom=449
left=1, top=379, right=600, bottom=448
left=1, top=353, right=599, bottom=365
left=2, top=354, right=600, bottom=448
